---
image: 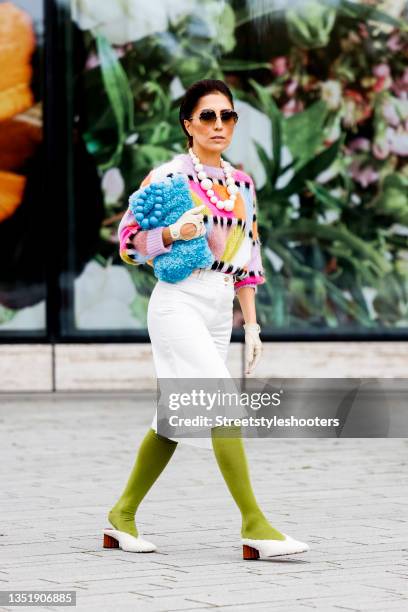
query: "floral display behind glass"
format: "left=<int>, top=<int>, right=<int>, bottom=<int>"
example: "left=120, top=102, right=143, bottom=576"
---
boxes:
left=71, top=0, right=407, bottom=333
left=0, top=1, right=45, bottom=332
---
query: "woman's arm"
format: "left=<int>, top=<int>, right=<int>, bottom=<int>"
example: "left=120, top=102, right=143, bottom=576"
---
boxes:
left=162, top=221, right=200, bottom=246
left=237, top=285, right=262, bottom=375
left=233, top=178, right=265, bottom=311
left=236, top=286, right=257, bottom=324
left=118, top=207, right=175, bottom=266
left=162, top=226, right=173, bottom=247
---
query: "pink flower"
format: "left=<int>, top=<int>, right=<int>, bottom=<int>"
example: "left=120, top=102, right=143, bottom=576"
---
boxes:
left=347, top=137, right=371, bottom=152
left=281, top=98, right=304, bottom=117
left=85, top=52, right=100, bottom=70
left=373, top=64, right=391, bottom=79
left=102, top=167, right=125, bottom=204
left=285, top=79, right=298, bottom=97
left=373, top=121, right=408, bottom=159
left=392, top=68, right=408, bottom=98
left=387, top=33, right=403, bottom=51
left=358, top=23, right=369, bottom=38
left=373, top=64, right=392, bottom=92
left=382, top=100, right=400, bottom=126
left=349, top=160, right=379, bottom=188
left=270, top=56, right=288, bottom=76
left=85, top=45, right=124, bottom=71
left=387, top=127, right=408, bottom=156
left=372, top=141, right=390, bottom=160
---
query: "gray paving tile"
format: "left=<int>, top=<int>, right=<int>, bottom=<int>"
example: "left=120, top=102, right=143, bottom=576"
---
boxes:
left=0, top=394, right=407, bottom=612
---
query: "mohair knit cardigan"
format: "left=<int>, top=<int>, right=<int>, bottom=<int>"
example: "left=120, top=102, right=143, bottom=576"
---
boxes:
left=118, top=153, right=266, bottom=294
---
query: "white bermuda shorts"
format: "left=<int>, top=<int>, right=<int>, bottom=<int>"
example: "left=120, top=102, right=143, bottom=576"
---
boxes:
left=147, top=268, right=235, bottom=449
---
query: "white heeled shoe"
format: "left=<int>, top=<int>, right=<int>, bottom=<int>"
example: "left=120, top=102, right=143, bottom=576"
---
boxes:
left=103, top=527, right=157, bottom=553
left=242, top=532, right=309, bottom=559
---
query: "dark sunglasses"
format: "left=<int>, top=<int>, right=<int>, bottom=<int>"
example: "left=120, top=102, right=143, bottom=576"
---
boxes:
left=192, top=108, right=239, bottom=126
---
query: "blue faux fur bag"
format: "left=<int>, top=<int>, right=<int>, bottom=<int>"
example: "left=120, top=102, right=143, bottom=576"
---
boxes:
left=129, top=174, right=214, bottom=283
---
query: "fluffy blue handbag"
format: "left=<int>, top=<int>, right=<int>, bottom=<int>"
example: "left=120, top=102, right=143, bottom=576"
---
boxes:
left=129, top=174, right=214, bottom=283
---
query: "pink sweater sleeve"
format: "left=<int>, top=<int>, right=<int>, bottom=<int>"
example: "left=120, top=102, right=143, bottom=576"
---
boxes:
left=118, top=207, right=173, bottom=266
left=234, top=180, right=266, bottom=294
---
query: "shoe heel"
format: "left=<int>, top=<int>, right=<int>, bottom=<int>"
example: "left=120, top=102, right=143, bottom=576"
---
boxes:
left=243, top=544, right=259, bottom=560
left=103, top=532, right=119, bottom=549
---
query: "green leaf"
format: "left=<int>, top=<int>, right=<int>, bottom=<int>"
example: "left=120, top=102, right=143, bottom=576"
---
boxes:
left=0, top=305, right=16, bottom=325
left=249, top=79, right=282, bottom=184
left=283, top=100, right=329, bottom=165
left=373, top=173, right=408, bottom=224
left=330, top=0, right=407, bottom=31
left=273, top=219, right=391, bottom=275
left=253, top=141, right=274, bottom=191
left=265, top=238, right=377, bottom=326
left=96, top=35, right=135, bottom=169
left=262, top=257, right=288, bottom=327
left=215, top=2, right=236, bottom=52
left=219, top=59, right=272, bottom=71
left=326, top=280, right=374, bottom=326
left=306, top=181, right=346, bottom=211
left=328, top=248, right=378, bottom=286
left=286, top=1, right=336, bottom=49
left=278, top=136, right=343, bottom=198
left=129, top=294, right=149, bottom=327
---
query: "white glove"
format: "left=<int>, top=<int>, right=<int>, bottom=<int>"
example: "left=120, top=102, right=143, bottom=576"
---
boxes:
left=169, top=205, right=206, bottom=241
left=243, top=323, right=262, bottom=375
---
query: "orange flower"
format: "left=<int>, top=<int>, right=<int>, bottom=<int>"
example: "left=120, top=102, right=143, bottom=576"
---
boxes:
left=0, top=170, right=26, bottom=222
left=0, top=2, right=36, bottom=121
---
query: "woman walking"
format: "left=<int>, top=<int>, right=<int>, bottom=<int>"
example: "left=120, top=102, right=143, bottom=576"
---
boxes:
left=104, top=79, right=309, bottom=560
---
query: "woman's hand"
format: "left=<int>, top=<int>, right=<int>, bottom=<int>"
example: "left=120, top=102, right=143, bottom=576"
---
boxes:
left=170, top=205, right=206, bottom=241
left=243, top=323, right=262, bottom=375
left=180, top=220, right=206, bottom=240
left=235, top=286, right=262, bottom=374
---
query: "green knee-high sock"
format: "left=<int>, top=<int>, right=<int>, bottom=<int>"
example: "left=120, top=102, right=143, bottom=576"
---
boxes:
left=108, top=428, right=178, bottom=537
left=211, top=425, right=285, bottom=540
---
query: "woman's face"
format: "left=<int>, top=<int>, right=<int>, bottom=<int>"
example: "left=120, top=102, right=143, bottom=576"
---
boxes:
left=183, top=92, right=237, bottom=154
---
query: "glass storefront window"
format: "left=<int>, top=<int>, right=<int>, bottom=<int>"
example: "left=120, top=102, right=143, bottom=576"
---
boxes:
left=1, top=1, right=407, bottom=341
left=0, top=0, right=46, bottom=336
left=67, top=0, right=408, bottom=339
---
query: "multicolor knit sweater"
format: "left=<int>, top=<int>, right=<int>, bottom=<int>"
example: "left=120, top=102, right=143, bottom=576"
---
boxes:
left=118, top=153, right=266, bottom=293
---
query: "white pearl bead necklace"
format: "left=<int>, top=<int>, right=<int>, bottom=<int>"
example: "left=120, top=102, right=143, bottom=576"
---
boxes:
left=188, top=147, right=237, bottom=211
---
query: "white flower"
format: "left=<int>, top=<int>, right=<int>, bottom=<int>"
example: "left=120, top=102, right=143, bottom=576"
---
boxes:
left=71, top=0, right=196, bottom=45
left=386, top=126, right=408, bottom=156
left=361, top=287, right=378, bottom=320
left=390, top=223, right=408, bottom=236
left=101, top=167, right=125, bottom=204
left=169, top=76, right=185, bottom=100
left=326, top=210, right=340, bottom=223
left=0, top=301, right=45, bottom=331
left=321, top=80, right=342, bottom=111
left=125, top=133, right=139, bottom=145
left=316, top=158, right=342, bottom=184
left=265, top=246, right=284, bottom=272
left=74, top=260, right=140, bottom=328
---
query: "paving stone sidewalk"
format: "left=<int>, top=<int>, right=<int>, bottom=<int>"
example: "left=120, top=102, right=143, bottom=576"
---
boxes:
left=0, top=392, right=407, bottom=612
